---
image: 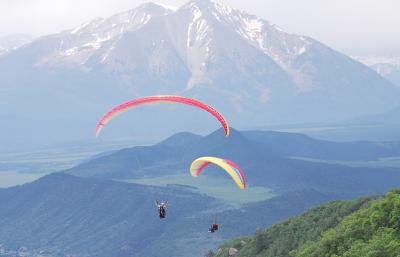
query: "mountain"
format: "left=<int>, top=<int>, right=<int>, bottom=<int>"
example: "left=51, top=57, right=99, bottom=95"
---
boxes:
left=257, top=102, right=400, bottom=142
left=214, top=190, right=400, bottom=257
left=312, top=105, right=400, bottom=142
left=350, top=105, right=400, bottom=125
left=353, top=55, right=400, bottom=87
left=242, top=130, right=400, bottom=161
left=65, top=128, right=281, bottom=180
left=0, top=33, right=33, bottom=55
left=387, top=68, right=400, bottom=87
left=1, top=0, right=399, bottom=150
left=66, top=128, right=400, bottom=196
left=0, top=173, right=343, bottom=257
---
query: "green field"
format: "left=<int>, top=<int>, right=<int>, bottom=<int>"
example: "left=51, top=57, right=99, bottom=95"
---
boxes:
left=122, top=174, right=275, bottom=208
left=291, top=156, right=400, bottom=168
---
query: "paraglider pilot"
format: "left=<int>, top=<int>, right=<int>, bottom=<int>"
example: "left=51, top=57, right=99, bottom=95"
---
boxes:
left=208, top=223, right=219, bottom=233
left=155, top=200, right=168, bottom=219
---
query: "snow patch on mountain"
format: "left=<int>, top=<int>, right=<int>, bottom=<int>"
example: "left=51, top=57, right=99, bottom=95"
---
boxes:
left=186, top=5, right=204, bottom=48
left=35, top=3, right=174, bottom=68
left=237, top=17, right=264, bottom=48
left=70, top=21, right=92, bottom=35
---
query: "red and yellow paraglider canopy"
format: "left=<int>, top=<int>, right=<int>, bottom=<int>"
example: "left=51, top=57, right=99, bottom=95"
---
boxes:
left=95, top=95, right=230, bottom=138
left=190, top=157, right=246, bottom=189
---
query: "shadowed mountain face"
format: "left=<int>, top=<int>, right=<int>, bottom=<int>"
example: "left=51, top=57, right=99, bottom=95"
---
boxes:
left=0, top=173, right=217, bottom=257
left=0, top=173, right=340, bottom=257
left=66, top=128, right=400, bottom=196
left=1, top=0, right=399, bottom=150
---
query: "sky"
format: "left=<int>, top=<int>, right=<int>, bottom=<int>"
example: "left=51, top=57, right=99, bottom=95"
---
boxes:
left=0, top=0, right=399, bottom=56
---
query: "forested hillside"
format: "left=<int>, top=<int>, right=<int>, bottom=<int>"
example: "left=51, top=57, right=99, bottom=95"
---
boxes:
left=213, top=190, right=400, bottom=257
left=295, top=190, right=400, bottom=257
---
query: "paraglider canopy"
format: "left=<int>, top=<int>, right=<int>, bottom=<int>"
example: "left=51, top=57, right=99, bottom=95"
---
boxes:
left=190, top=157, right=246, bottom=189
left=95, top=95, right=230, bottom=138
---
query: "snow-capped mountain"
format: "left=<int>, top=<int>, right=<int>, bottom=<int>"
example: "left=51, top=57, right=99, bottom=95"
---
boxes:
left=0, top=0, right=399, bottom=149
left=36, top=3, right=172, bottom=67
left=353, top=55, right=400, bottom=87
left=0, top=33, right=33, bottom=55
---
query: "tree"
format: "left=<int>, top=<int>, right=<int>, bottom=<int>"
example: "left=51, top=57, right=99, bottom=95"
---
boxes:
left=205, top=249, right=215, bottom=257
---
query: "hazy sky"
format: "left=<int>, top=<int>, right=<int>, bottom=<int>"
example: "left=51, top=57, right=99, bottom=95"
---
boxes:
left=1, top=0, right=399, bottom=56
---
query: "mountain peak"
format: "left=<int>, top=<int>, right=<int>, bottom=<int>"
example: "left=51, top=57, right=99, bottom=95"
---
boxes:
left=185, top=0, right=214, bottom=6
left=153, top=2, right=178, bottom=11
left=69, top=2, right=171, bottom=36
left=137, top=2, right=174, bottom=13
left=181, top=0, right=231, bottom=15
left=158, top=132, right=202, bottom=149
left=203, top=127, right=246, bottom=143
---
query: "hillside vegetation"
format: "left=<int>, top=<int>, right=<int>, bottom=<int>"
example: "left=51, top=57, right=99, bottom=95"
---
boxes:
left=295, top=190, right=400, bottom=257
left=213, top=190, right=400, bottom=257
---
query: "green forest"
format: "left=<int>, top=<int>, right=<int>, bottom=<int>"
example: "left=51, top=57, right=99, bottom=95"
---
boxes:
left=213, top=190, right=400, bottom=257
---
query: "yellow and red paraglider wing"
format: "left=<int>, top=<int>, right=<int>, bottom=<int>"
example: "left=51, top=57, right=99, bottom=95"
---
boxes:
left=95, top=95, right=230, bottom=138
left=190, top=157, right=246, bottom=189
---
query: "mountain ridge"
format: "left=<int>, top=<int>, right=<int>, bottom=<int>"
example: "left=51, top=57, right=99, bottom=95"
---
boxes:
left=65, top=128, right=400, bottom=197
